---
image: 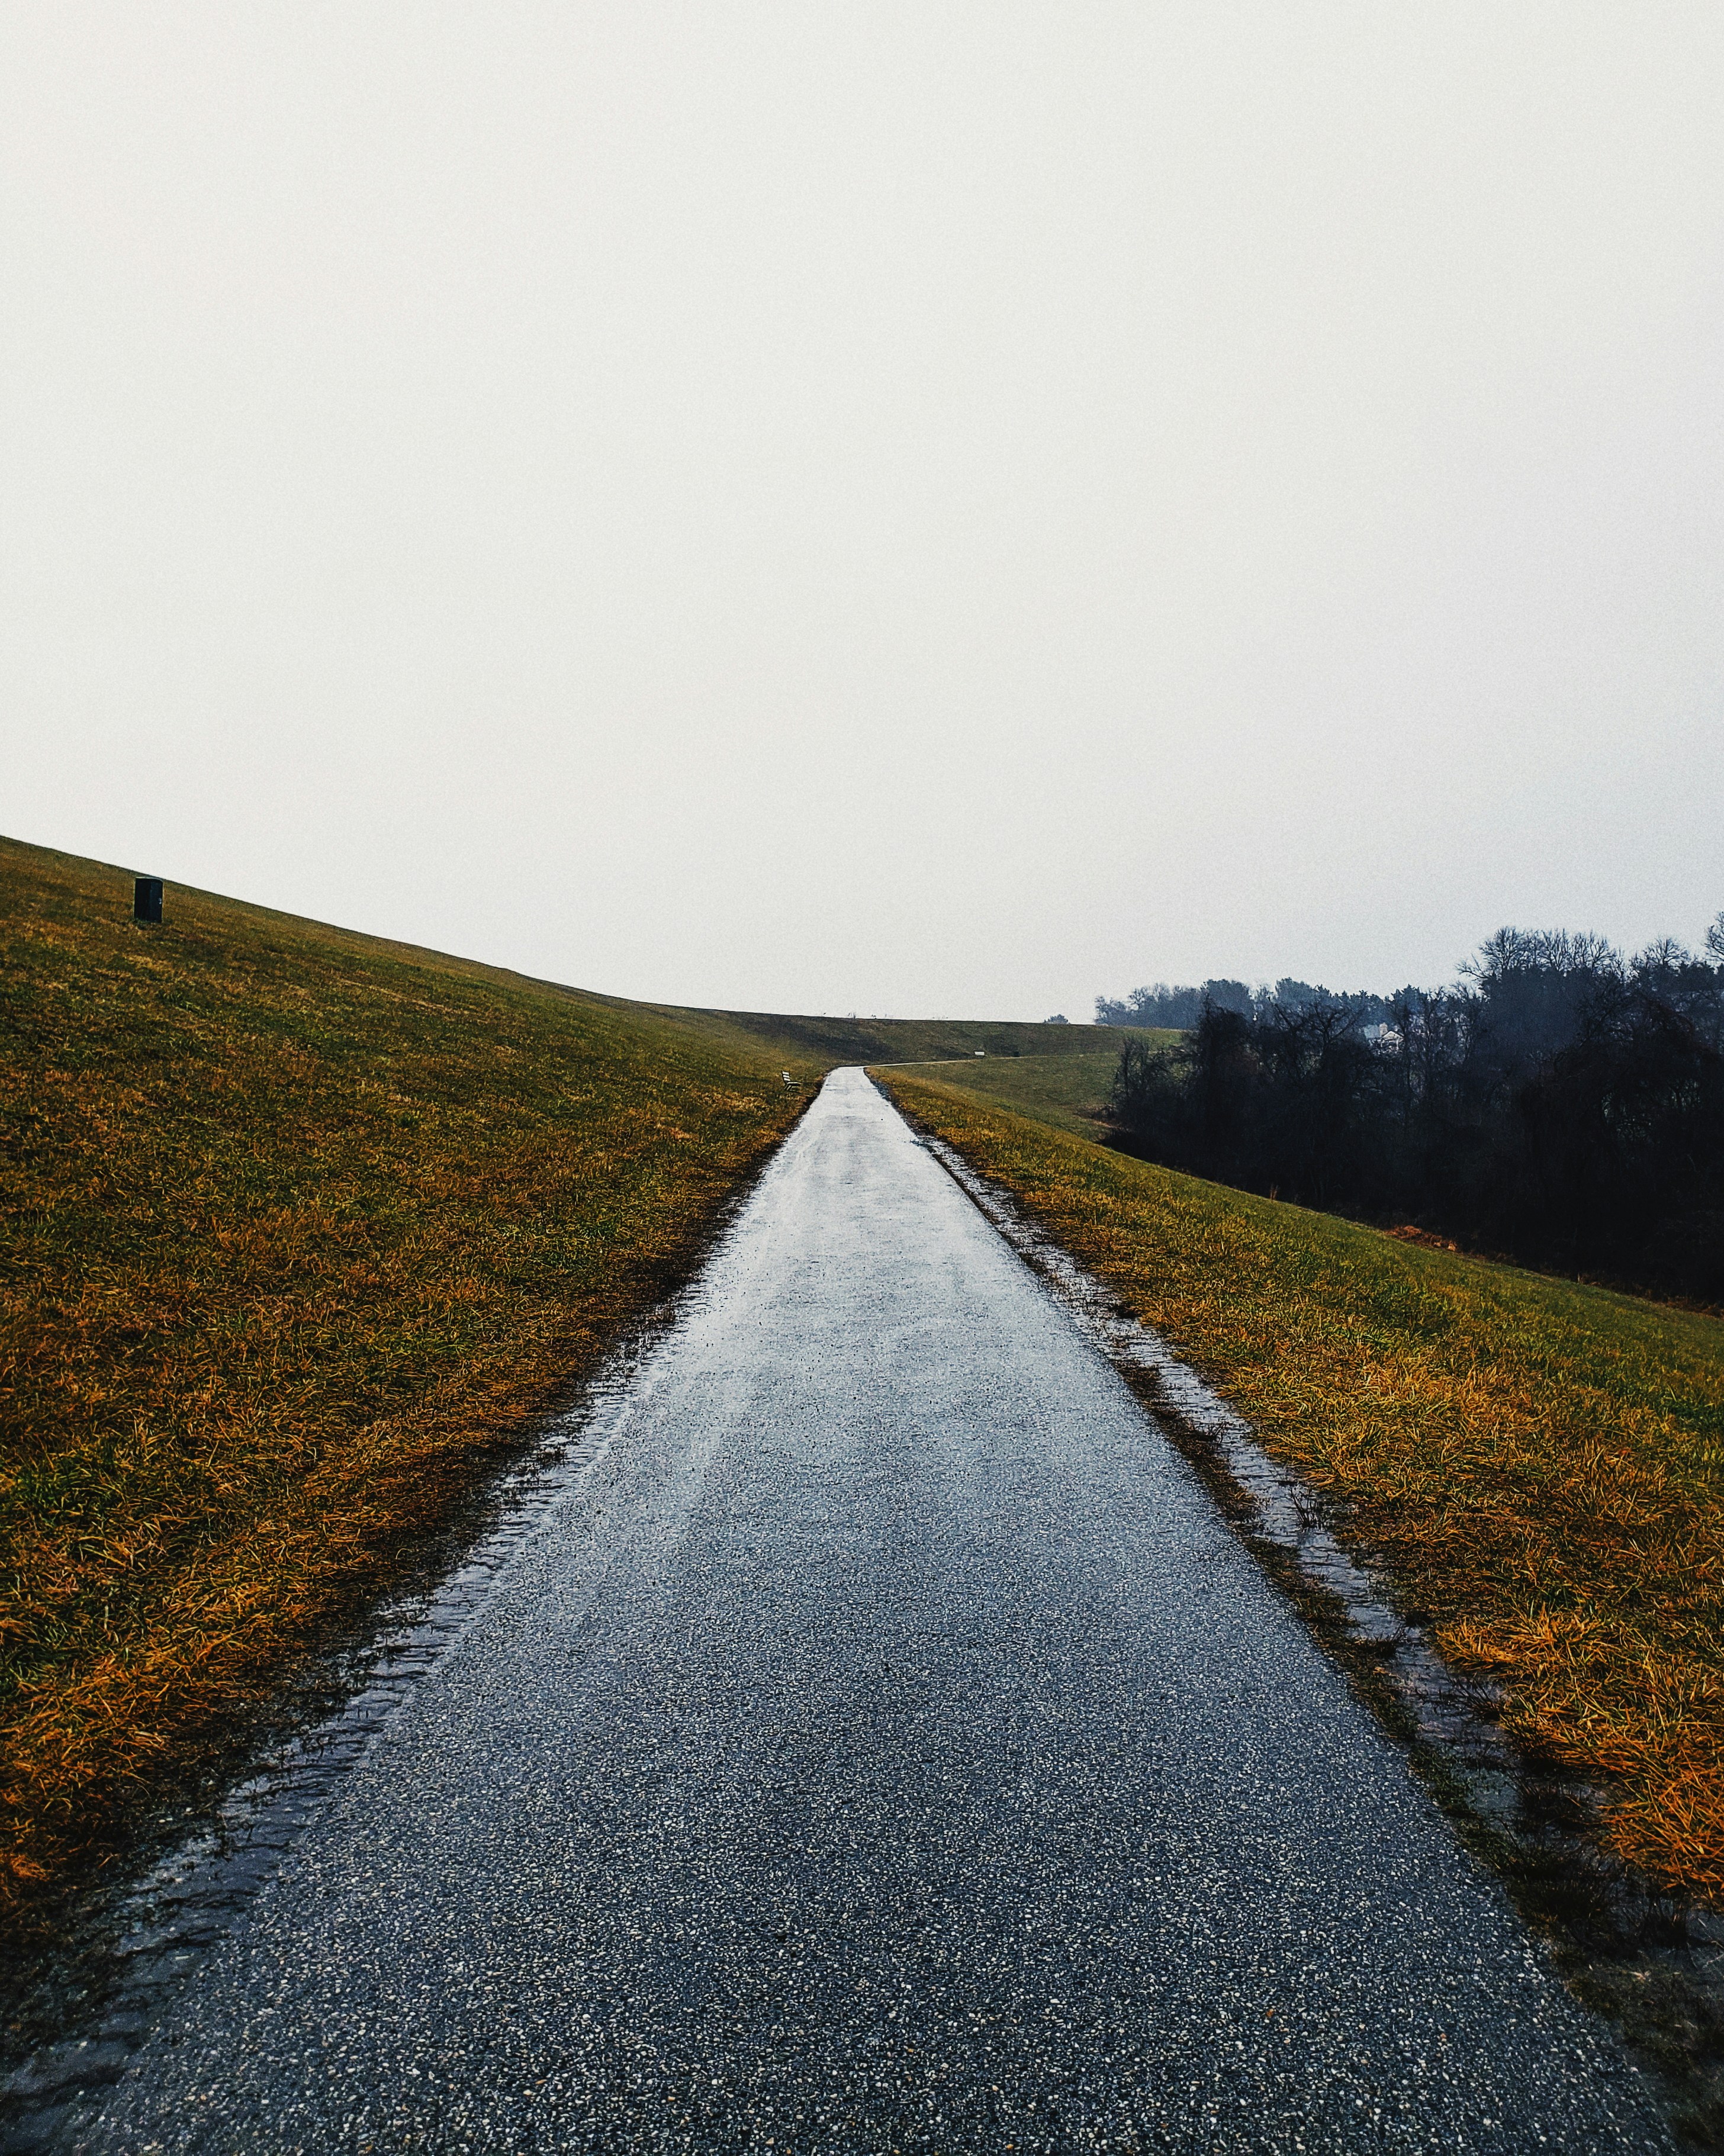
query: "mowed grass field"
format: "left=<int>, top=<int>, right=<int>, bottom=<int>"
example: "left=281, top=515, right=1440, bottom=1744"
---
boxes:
left=877, top=1070, right=1724, bottom=1905
left=884, top=1040, right=1178, bottom=1138
left=0, top=838, right=852, bottom=1935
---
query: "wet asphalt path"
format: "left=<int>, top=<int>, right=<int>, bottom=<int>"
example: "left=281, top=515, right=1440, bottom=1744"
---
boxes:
left=75, top=1069, right=1670, bottom=2153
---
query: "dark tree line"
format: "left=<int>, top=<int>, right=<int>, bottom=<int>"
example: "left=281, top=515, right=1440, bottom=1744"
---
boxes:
left=1104, top=921, right=1724, bottom=1301
left=1096, top=977, right=1401, bottom=1029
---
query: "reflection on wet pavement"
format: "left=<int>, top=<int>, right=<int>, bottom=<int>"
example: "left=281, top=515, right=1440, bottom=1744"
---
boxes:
left=5, top=1070, right=1683, bottom=2152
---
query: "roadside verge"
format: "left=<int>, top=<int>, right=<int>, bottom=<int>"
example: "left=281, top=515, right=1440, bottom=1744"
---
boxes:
left=0, top=837, right=828, bottom=1949
left=876, top=1067, right=1724, bottom=2134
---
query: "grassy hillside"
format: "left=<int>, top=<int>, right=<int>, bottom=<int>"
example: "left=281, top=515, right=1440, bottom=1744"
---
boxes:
left=0, top=836, right=846, bottom=1929
left=665, top=1009, right=1128, bottom=1065
left=876, top=1070, right=1724, bottom=1907
left=885, top=1039, right=1179, bottom=1138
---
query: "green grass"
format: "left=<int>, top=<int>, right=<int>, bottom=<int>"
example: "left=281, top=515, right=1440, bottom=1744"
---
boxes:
left=0, top=835, right=854, bottom=1927
left=885, top=1038, right=1179, bottom=1138
left=661, top=1010, right=1131, bottom=1065
left=876, top=1069, right=1724, bottom=1906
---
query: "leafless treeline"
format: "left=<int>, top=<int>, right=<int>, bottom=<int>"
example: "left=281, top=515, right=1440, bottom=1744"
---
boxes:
left=1104, top=919, right=1724, bottom=1300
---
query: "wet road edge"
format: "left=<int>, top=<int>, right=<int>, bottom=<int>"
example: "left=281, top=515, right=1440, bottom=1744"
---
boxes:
left=877, top=1076, right=1724, bottom=2147
left=0, top=1094, right=822, bottom=2154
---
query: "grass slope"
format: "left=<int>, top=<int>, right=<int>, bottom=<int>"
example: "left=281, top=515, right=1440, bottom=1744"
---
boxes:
left=0, top=836, right=841, bottom=1928
left=876, top=1070, right=1724, bottom=1905
left=665, top=1009, right=1128, bottom=1066
left=885, top=1039, right=1179, bottom=1138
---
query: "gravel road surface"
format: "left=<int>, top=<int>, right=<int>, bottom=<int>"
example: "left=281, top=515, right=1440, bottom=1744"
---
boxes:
left=69, top=1068, right=1671, bottom=2152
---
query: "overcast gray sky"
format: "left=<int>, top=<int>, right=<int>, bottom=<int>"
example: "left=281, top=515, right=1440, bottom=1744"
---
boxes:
left=5, top=4, right=1722, bottom=1018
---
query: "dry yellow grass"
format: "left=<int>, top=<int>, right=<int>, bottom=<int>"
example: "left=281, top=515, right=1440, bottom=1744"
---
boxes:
left=1, top=838, right=830, bottom=1933
left=879, top=1070, right=1724, bottom=1904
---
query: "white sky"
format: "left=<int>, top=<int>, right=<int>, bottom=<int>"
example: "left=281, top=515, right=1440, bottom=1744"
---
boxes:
left=5, top=4, right=1722, bottom=1018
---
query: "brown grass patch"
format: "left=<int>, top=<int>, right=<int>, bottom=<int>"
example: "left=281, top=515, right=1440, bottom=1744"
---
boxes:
left=1, top=837, right=828, bottom=1935
left=877, top=1070, right=1724, bottom=1905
